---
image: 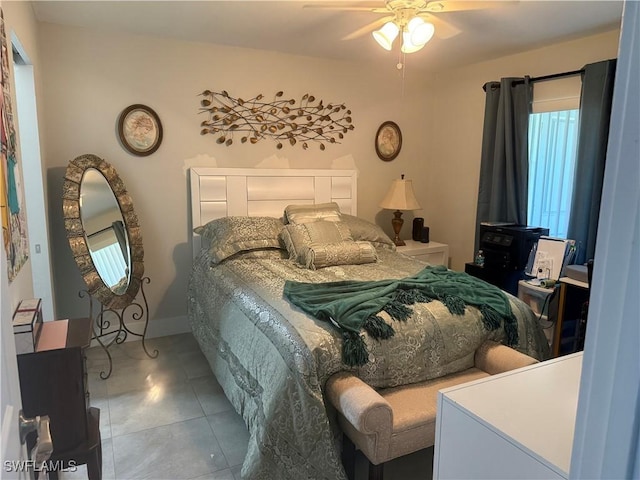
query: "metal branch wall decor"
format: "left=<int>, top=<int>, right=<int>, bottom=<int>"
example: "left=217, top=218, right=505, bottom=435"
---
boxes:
left=199, top=90, right=354, bottom=150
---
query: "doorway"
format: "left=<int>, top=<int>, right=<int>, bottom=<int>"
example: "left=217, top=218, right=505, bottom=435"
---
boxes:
left=11, top=35, right=54, bottom=321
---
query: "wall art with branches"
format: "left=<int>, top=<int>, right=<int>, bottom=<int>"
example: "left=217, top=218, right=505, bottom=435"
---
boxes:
left=199, top=90, right=354, bottom=150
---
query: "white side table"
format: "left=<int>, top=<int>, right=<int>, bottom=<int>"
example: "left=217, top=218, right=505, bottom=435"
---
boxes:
left=396, top=239, right=449, bottom=266
left=518, top=280, right=557, bottom=348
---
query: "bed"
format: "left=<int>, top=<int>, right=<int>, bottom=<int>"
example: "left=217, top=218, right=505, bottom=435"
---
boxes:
left=187, top=167, right=550, bottom=480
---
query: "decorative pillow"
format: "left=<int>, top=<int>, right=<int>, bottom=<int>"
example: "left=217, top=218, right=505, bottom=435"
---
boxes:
left=284, top=202, right=341, bottom=224
left=300, top=241, right=378, bottom=270
left=340, top=214, right=396, bottom=250
left=280, top=221, right=353, bottom=262
left=228, top=248, right=288, bottom=261
left=194, top=216, right=285, bottom=263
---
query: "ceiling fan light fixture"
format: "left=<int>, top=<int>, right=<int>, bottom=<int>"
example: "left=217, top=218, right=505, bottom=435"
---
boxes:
left=409, top=17, right=435, bottom=45
left=401, top=31, right=425, bottom=53
left=401, top=17, right=435, bottom=53
left=373, top=21, right=400, bottom=50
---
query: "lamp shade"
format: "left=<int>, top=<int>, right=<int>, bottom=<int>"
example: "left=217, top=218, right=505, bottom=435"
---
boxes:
left=401, top=31, right=425, bottom=54
left=373, top=21, right=400, bottom=51
left=401, top=18, right=435, bottom=53
left=379, top=178, right=421, bottom=211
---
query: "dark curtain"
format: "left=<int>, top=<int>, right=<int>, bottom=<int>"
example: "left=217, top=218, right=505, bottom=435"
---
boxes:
left=567, top=59, right=617, bottom=265
left=475, top=77, right=533, bottom=251
left=112, top=220, right=129, bottom=263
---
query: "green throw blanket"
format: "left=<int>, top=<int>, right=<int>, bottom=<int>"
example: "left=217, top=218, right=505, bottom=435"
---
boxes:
left=283, top=265, right=518, bottom=366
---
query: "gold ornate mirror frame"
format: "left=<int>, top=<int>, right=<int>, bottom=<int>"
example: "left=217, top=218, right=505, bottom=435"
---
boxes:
left=62, top=153, right=144, bottom=310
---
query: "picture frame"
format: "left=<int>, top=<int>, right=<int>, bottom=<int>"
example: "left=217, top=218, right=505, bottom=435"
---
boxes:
left=375, top=121, right=402, bottom=161
left=117, top=104, right=163, bottom=156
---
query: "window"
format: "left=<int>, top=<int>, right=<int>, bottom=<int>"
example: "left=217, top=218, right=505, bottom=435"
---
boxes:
left=527, top=109, right=579, bottom=238
left=90, top=242, right=128, bottom=288
left=527, top=75, right=581, bottom=239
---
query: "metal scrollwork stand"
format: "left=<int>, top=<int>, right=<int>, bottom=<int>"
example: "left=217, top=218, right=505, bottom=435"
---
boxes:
left=80, top=276, right=159, bottom=379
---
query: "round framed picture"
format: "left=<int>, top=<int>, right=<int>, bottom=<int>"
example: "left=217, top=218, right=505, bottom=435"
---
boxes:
left=375, top=121, right=402, bottom=161
left=117, top=104, right=163, bottom=156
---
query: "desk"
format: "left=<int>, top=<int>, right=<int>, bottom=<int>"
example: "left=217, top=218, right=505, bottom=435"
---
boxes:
left=554, top=277, right=589, bottom=357
left=518, top=280, right=558, bottom=348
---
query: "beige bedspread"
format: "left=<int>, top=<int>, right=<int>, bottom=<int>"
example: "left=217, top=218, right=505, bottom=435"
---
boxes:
left=188, top=248, right=549, bottom=479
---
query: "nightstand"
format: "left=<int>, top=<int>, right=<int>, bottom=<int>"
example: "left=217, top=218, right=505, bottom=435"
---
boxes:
left=518, top=280, right=558, bottom=348
left=396, top=240, right=449, bottom=266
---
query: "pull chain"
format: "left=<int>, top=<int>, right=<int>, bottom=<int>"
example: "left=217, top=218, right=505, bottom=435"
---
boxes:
left=397, top=50, right=407, bottom=101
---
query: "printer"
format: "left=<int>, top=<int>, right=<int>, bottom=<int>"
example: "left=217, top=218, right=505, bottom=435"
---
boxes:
left=476, top=224, right=549, bottom=294
left=479, top=224, right=549, bottom=271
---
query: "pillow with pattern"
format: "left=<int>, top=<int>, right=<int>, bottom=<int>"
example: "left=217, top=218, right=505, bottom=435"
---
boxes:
left=300, top=241, right=378, bottom=270
left=280, top=221, right=353, bottom=262
left=340, top=214, right=396, bottom=250
left=194, top=216, right=285, bottom=264
left=284, top=202, right=342, bottom=224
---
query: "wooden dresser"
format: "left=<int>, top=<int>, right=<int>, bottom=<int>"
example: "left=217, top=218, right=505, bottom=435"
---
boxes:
left=17, top=317, right=101, bottom=478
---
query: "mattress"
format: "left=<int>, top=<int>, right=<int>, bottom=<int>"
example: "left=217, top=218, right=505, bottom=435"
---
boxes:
left=188, top=247, right=549, bottom=480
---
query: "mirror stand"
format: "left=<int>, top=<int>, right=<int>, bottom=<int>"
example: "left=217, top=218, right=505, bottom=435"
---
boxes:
left=64, top=154, right=158, bottom=380
left=80, top=276, right=158, bottom=380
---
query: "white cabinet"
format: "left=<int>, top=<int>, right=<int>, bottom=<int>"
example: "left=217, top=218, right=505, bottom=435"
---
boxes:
left=434, top=353, right=582, bottom=480
left=397, top=240, right=449, bottom=266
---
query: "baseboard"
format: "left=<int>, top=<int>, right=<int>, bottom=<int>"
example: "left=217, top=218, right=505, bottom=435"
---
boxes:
left=88, top=315, right=191, bottom=347
left=146, top=315, right=191, bottom=339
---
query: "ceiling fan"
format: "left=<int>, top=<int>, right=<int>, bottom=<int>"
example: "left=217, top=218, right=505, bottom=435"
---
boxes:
left=305, top=1, right=513, bottom=54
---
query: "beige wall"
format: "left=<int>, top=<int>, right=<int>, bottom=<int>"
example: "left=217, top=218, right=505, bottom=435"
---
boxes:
left=38, top=22, right=432, bottom=332
left=36, top=19, right=620, bottom=333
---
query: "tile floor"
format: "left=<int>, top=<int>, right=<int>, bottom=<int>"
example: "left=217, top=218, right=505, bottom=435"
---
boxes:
left=66, top=333, right=433, bottom=480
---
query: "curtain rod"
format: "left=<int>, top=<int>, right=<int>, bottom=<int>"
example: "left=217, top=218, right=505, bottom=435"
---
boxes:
left=528, top=68, right=584, bottom=84
left=484, top=68, right=585, bottom=91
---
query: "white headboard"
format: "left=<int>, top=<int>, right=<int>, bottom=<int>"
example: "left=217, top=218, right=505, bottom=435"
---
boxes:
left=189, top=168, right=358, bottom=256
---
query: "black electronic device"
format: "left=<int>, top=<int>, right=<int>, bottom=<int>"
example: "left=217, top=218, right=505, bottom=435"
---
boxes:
left=412, top=218, right=424, bottom=241
left=587, top=258, right=594, bottom=286
left=420, top=226, right=430, bottom=243
left=479, top=224, right=549, bottom=271
left=470, top=224, right=549, bottom=295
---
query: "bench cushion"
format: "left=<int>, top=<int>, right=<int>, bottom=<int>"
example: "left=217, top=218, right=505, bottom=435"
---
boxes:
left=336, top=368, right=490, bottom=464
left=326, top=342, right=539, bottom=466
left=383, top=368, right=489, bottom=461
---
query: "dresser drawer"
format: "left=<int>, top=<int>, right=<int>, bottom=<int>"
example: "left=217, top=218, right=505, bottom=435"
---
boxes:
left=18, top=347, right=89, bottom=452
left=413, top=251, right=447, bottom=266
left=397, top=240, right=449, bottom=267
left=16, top=318, right=93, bottom=455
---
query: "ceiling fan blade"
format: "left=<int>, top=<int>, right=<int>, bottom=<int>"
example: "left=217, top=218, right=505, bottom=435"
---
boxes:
left=302, top=2, right=384, bottom=11
left=342, top=16, right=392, bottom=40
left=419, top=13, right=461, bottom=39
left=303, top=6, right=380, bottom=11
left=425, top=1, right=518, bottom=12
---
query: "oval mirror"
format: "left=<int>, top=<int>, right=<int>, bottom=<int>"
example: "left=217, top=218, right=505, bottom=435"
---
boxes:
left=80, top=168, right=131, bottom=294
left=63, top=154, right=144, bottom=310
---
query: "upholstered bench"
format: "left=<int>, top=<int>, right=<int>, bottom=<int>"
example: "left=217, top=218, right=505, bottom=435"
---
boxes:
left=325, top=341, right=538, bottom=480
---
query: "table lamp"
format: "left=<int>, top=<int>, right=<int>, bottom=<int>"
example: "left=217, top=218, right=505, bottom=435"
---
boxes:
left=379, top=174, right=421, bottom=246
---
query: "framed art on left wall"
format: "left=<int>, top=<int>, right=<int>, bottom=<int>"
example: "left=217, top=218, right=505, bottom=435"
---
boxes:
left=117, top=104, right=163, bottom=156
left=375, top=121, right=402, bottom=161
left=1, top=8, right=29, bottom=281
